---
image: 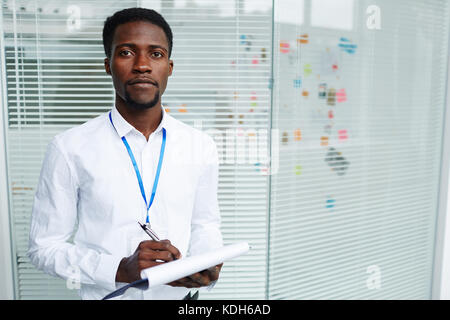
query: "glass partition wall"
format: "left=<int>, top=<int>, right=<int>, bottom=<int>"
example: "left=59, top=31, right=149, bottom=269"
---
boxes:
left=1, top=0, right=449, bottom=299
left=269, top=0, right=450, bottom=299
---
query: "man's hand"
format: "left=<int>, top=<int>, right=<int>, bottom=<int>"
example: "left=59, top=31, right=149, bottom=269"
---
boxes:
left=168, top=263, right=223, bottom=288
left=115, top=239, right=181, bottom=283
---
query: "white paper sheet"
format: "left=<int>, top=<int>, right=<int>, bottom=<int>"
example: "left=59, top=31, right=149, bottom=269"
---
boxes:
left=140, top=242, right=249, bottom=288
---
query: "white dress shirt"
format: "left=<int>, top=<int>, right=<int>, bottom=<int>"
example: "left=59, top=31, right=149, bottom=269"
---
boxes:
left=27, top=106, right=223, bottom=300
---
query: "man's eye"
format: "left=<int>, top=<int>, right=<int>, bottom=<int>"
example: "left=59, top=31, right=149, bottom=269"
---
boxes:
left=119, top=50, right=132, bottom=56
left=152, top=52, right=163, bottom=58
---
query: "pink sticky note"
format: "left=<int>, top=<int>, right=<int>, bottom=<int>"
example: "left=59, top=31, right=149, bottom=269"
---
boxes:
left=338, top=129, right=348, bottom=141
left=280, top=41, right=290, bottom=53
left=336, top=88, right=347, bottom=103
left=328, top=110, right=334, bottom=119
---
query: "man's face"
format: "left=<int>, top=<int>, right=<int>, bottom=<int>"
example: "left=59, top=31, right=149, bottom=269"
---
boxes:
left=104, top=21, right=173, bottom=110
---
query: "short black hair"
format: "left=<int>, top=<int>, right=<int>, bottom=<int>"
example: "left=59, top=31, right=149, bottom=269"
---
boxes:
left=102, top=7, right=173, bottom=59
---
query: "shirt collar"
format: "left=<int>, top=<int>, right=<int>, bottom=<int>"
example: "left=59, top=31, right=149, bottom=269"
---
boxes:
left=110, top=105, right=169, bottom=138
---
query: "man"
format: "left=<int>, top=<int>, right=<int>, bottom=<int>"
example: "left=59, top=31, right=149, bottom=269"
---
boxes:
left=27, top=7, right=223, bottom=300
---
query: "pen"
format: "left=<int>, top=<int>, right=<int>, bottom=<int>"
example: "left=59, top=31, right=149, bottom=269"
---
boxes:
left=138, top=221, right=160, bottom=241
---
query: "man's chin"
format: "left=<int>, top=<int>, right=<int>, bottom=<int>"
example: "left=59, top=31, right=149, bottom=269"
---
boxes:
left=125, top=92, right=160, bottom=110
left=127, top=100, right=158, bottom=110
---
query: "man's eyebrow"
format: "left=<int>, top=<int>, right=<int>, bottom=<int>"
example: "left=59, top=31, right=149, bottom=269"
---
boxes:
left=115, top=43, right=168, bottom=52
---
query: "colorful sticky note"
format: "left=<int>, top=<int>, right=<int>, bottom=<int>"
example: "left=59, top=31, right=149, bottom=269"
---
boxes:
left=178, top=104, right=187, bottom=112
left=338, top=37, right=357, bottom=54
left=336, top=88, right=347, bottom=103
left=297, top=34, right=309, bottom=44
left=328, top=110, right=334, bottom=119
left=294, top=129, right=302, bottom=141
left=254, top=162, right=269, bottom=174
left=304, top=64, right=312, bottom=77
left=302, top=90, right=309, bottom=98
left=338, top=129, right=348, bottom=141
left=295, top=165, right=302, bottom=175
left=280, top=41, right=290, bottom=53
left=252, top=56, right=259, bottom=65
left=282, top=132, right=289, bottom=145
left=319, top=83, right=327, bottom=99
left=293, top=77, right=302, bottom=88
left=320, top=136, right=329, bottom=146
left=261, top=47, right=267, bottom=60
left=250, top=92, right=257, bottom=107
left=326, top=197, right=336, bottom=209
left=327, top=88, right=336, bottom=106
left=240, top=34, right=252, bottom=51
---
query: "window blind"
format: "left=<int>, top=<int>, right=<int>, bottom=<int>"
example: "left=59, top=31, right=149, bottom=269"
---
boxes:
left=269, top=0, right=450, bottom=299
left=1, top=0, right=272, bottom=299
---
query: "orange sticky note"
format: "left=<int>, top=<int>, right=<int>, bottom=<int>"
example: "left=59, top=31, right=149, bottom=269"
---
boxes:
left=178, top=104, right=187, bottom=113
left=294, top=129, right=302, bottom=141
left=297, top=34, right=309, bottom=44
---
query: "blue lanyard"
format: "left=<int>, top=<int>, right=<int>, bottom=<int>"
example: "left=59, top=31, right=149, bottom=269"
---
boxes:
left=109, top=111, right=166, bottom=225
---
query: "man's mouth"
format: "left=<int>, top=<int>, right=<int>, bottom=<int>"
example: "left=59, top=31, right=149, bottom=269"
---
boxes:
left=128, top=78, right=158, bottom=87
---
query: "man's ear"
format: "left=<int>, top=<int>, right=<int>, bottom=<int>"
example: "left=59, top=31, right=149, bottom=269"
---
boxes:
left=168, top=60, right=173, bottom=76
left=104, top=58, right=111, bottom=75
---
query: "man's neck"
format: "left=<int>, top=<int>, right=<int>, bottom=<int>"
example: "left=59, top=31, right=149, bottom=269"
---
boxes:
left=115, top=101, right=162, bottom=141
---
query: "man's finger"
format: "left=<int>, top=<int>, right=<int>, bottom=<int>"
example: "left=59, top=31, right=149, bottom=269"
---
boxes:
left=189, top=272, right=210, bottom=286
left=160, top=239, right=182, bottom=259
left=137, top=260, right=164, bottom=273
left=138, top=249, right=175, bottom=262
left=138, top=240, right=181, bottom=260
left=168, top=277, right=201, bottom=288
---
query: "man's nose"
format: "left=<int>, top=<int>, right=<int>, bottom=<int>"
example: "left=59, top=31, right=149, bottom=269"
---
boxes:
left=133, top=53, right=152, bottom=73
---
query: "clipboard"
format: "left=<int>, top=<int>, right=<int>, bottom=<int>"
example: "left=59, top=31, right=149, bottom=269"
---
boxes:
left=102, top=242, right=250, bottom=300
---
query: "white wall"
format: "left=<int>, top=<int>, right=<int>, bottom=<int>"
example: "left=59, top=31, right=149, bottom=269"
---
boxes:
left=0, top=4, right=15, bottom=297
left=432, top=31, right=450, bottom=299
left=0, top=111, right=15, bottom=300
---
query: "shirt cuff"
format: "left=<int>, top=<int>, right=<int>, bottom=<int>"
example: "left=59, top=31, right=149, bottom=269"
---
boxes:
left=206, top=280, right=217, bottom=291
left=94, top=254, right=123, bottom=292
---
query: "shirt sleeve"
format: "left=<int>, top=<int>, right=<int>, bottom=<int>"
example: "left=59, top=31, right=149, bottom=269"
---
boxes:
left=188, top=136, right=223, bottom=257
left=27, top=137, right=122, bottom=292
